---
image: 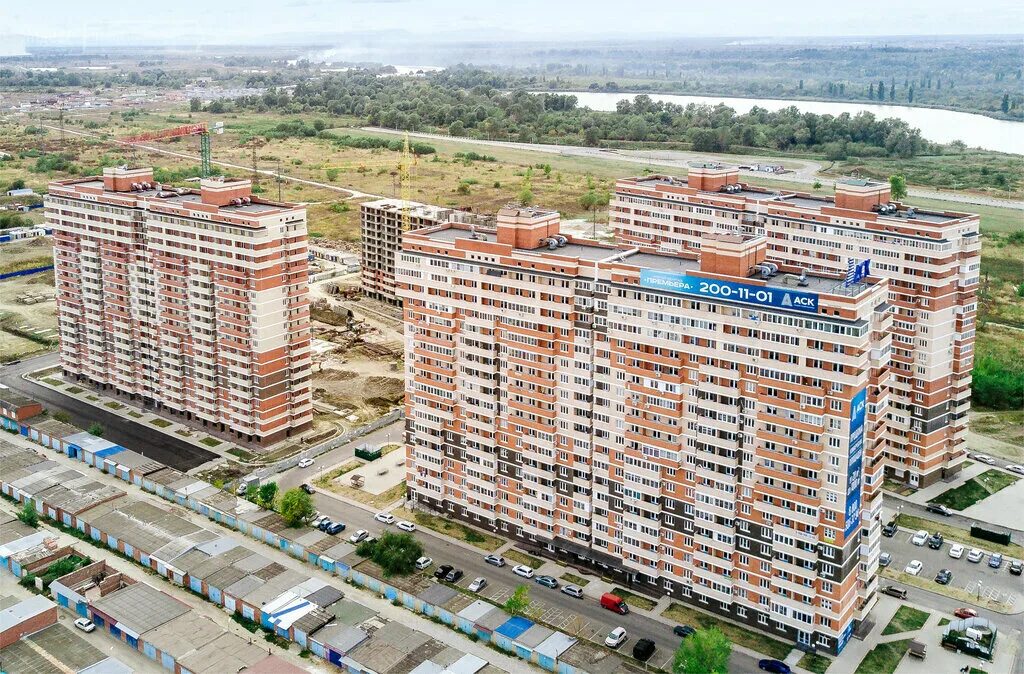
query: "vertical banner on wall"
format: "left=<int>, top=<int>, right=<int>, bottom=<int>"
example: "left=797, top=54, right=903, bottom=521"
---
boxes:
left=844, top=388, right=867, bottom=539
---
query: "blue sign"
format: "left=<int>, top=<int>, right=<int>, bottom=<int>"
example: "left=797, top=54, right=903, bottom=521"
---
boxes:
left=843, top=388, right=867, bottom=539
left=639, top=269, right=820, bottom=313
left=837, top=619, right=855, bottom=654
left=845, top=258, right=871, bottom=287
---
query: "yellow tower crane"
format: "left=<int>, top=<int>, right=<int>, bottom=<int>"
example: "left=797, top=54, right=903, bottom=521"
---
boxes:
left=399, top=133, right=413, bottom=232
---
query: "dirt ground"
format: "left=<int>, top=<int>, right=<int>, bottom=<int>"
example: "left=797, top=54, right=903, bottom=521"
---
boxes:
left=0, top=261, right=58, bottom=361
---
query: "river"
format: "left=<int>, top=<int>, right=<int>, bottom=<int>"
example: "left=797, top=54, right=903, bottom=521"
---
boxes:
left=559, top=91, right=1023, bottom=155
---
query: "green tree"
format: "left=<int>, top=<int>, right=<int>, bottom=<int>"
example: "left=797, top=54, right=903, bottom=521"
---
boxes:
left=312, top=119, right=327, bottom=132
left=325, top=168, right=340, bottom=182
left=356, top=531, right=423, bottom=576
left=189, top=97, right=202, bottom=112
left=245, top=483, right=260, bottom=503
left=518, top=185, right=534, bottom=206
left=18, top=501, right=38, bottom=527
left=279, top=488, right=315, bottom=527
left=448, top=120, right=466, bottom=136
left=6, top=178, right=25, bottom=191
left=579, top=187, right=611, bottom=236
left=87, top=422, right=104, bottom=437
left=889, top=174, right=908, bottom=201
left=504, top=584, right=531, bottom=616
left=258, top=482, right=279, bottom=509
left=52, top=410, right=72, bottom=424
left=672, top=627, right=731, bottom=674
left=1002, top=94, right=1011, bottom=114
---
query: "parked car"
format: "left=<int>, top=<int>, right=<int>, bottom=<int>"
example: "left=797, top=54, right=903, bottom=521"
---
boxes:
left=949, top=543, right=965, bottom=559
left=882, top=521, right=899, bottom=537
left=74, top=618, right=96, bottom=633
left=1009, top=560, right=1023, bottom=576
left=484, top=554, right=506, bottom=567
left=967, top=548, right=985, bottom=563
left=600, top=592, right=629, bottom=614
left=605, top=627, right=628, bottom=648
left=674, top=625, right=697, bottom=638
left=911, top=530, right=929, bottom=546
left=312, top=514, right=329, bottom=528
left=928, top=532, right=944, bottom=549
left=349, top=529, right=369, bottom=544
left=988, top=552, right=1004, bottom=569
left=468, top=577, right=487, bottom=592
left=632, top=638, right=656, bottom=662
left=512, top=564, right=535, bottom=579
left=561, top=584, right=584, bottom=599
left=905, top=560, right=924, bottom=576
left=375, top=512, right=396, bottom=525
left=926, top=503, right=952, bottom=516
left=1005, top=464, right=1024, bottom=476
left=326, top=522, right=345, bottom=535
left=415, top=556, right=433, bottom=570
left=535, top=575, right=559, bottom=589
left=298, top=458, right=314, bottom=468
left=444, top=568, right=464, bottom=583
left=881, top=585, right=908, bottom=600
left=318, top=519, right=333, bottom=532
left=434, top=564, right=454, bottom=579
left=396, top=520, right=416, bottom=532
left=971, top=453, right=996, bottom=465
left=879, top=552, right=892, bottom=568
left=954, top=607, right=978, bottom=619
left=934, top=568, right=953, bottom=585
left=758, top=659, right=791, bottom=674
left=300, top=483, right=315, bottom=494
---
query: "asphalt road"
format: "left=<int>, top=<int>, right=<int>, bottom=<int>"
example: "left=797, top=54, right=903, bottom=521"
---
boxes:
left=282, top=459, right=765, bottom=673
left=0, top=353, right=215, bottom=471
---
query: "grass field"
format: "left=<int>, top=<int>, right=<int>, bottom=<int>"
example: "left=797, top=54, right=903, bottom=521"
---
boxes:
left=932, top=469, right=1019, bottom=510
left=392, top=507, right=504, bottom=552
left=609, top=587, right=656, bottom=611
left=503, top=549, right=545, bottom=569
left=560, top=572, right=590, bottom=587
left=881, top=605, right=931, bottom=635
left=662, top=602, right=793, bottom=660
left=798, top=652, right=832, bottom=674
left=855, top=640, right=910, bottom=674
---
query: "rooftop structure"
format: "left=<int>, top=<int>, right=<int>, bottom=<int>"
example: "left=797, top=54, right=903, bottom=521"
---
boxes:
left=613, top=168, right=979, bottom=488
left=46, top=166, right=314, bottom=445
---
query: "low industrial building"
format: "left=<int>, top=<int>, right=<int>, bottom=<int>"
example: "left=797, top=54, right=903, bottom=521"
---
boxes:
left=0, top=594, right=58, bottom=648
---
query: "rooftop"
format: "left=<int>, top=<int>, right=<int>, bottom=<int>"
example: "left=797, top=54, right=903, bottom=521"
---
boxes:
left=90, top=583, right=190, bottom=635
left=0, top=622, right=113, bottom=674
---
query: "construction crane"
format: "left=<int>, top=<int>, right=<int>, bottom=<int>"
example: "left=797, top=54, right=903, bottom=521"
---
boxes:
left=398, top=133, right=413, bottom=232
left=120, top=121, right=224, bottom=177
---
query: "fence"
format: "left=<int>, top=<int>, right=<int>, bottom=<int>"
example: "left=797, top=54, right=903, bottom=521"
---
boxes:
left=0, top=264, right=54, bottom=280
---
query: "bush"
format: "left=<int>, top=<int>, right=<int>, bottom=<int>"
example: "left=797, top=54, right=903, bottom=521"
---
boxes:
left=972, top=354, right=1023, bottom=410
left=356, top=531, right=423, bottom=576
left=18, top=501, right=38, bottom=527
left=88, top=422, right=104, bottom=437
left=456, top=183, right=471, bottom=195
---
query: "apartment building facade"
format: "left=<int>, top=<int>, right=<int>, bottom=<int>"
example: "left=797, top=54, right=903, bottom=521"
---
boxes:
left=612, top=165, right=979, bottom=488
left=47, top=166, right=313, bottom=445
left=396, top=209, right=891, bottom=654
left=360, top=198, right=493, bottom=305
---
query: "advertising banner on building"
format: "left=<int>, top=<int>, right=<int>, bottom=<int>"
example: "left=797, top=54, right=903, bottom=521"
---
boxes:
left=844, top=388, right=867, bottom=539
left=639, top=269, right=820, bottom=313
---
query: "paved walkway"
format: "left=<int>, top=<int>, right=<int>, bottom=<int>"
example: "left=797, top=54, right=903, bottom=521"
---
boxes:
left=904, top=462, right=988, bottom=505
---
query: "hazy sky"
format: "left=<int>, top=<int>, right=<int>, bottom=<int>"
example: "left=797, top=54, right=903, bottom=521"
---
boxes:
left=4, top=0, right=1023, bottom=43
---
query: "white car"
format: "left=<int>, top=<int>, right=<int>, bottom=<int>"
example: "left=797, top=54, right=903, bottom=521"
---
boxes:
left=905, top=560, right=923, bottom=576
left=415, top=556, right=433, bottom=570
left=74, top=617, right=96, bottom=633
left=967, top=548, right=985, bottom=563
left=972, top=454, right=996, bottom=465
left=948, top=543, right=965, bottom=559
left=1005, top=464, right=1024, bottom=476
left=512, top=564, right=535, bottom=579
left=396, top=520, right=416, bottom=532
left=468, top=577, right=488, bottom=592
left=349, top=529, right=369, bottom=544
left=375, top=512, right=396, bottom=525
left=311, top=515, right=329, bottom=528
left=298, top=458, right=314, bottom=468
left=605, top=627, right=628, bottom=648
left=910, top=530, right=929, bottom=546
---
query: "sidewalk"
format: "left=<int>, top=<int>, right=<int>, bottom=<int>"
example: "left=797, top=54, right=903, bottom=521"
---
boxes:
left=903, top=462, right=988, bottom=505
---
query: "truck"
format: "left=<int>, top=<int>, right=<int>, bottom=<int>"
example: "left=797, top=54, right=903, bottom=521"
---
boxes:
left=600, top=592, right=629, bottom=614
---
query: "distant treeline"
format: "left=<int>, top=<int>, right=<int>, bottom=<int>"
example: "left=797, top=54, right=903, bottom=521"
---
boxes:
left=229, top=68, right=935, bottom=158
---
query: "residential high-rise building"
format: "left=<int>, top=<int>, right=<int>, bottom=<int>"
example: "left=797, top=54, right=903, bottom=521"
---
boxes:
left=360, top=198, right=493, bottom=305
left=47, top=167, right=313, bottom=445
left=397, top=207, right=891, bottom=654
left=612, top=165, right=979, bottom=488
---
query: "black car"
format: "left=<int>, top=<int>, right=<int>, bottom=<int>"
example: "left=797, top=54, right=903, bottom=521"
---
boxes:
left=1010, top=560, right=1023, bottom=576
left=881, top=521, right=898, bottom=537
left=673, top=625, right=696, bottom=638
left=759, top=660, right=791, bottom=674
left=934, top=568, right=953, bottom=585
left=444, top=568, right=464, bottom=583
left=301, top=483, right=315, bottom=494
left=928, top=532, right=944, bottom=549
left=326, top=522, right=346, bottom=535
left=632, top=638, right=656, bottom=662
left=434, top=564, right=453, bottom=580
left=926, top=503, right=953, bottom=516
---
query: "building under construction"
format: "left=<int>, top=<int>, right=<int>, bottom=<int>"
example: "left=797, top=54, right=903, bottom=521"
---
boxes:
left=359, top=198, right=493, bottom=305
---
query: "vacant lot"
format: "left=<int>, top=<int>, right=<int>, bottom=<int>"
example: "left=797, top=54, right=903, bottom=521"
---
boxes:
left=0, top=260, right=58, bottom=360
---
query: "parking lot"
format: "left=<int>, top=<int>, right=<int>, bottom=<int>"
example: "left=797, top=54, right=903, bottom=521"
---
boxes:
left=882, top=527, right=1022, bottom=610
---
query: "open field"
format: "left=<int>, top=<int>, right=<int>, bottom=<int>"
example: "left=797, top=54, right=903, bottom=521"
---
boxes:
left=0, top=261, right=58, bottom=361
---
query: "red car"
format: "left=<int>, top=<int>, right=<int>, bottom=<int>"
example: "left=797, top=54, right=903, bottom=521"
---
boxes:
left=953, top=607, right=978, bottom=619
